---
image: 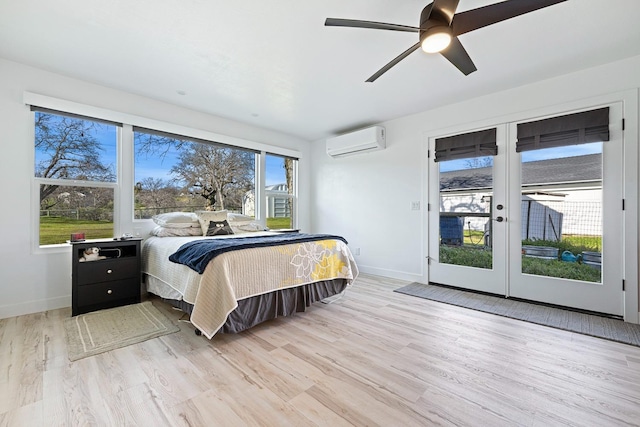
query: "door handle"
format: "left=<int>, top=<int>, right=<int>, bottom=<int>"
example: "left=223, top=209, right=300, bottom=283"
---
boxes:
left=495, top=216, right=505, bottom=222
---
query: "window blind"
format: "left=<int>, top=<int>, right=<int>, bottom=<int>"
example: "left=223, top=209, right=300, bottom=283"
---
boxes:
left=266, top=152, right=299, bottom=161
left=516, top=107, right=609, bottom=153
left=132, top=126, right=260, bottom=154
left=30, top=106, right=123, bottom=127
left=434, top=128, right=497, bottom=162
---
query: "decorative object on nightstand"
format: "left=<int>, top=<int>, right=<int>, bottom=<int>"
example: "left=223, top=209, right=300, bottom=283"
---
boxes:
left=71, top=239, right=142, bottom=316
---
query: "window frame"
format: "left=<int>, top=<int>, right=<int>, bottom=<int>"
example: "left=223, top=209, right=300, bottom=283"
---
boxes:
left=26, top=92, right=301, bottom=253
left=132, top=127, right=259, bottom=219
left=264, top=153, right=299, bottom=230
left=31, top=111, right=121, bottom=252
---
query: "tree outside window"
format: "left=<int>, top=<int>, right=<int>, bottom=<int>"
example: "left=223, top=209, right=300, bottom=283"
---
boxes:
left=34, top=111, right=117, bottom=245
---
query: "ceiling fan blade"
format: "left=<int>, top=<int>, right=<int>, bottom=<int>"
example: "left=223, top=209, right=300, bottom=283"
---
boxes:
left=366, top=42, right=421, bottom=82
left=440, top=37, right=477, bottom=75
left=451, top=0, right=568, bottom=36
left=325, top=18, right=419, bottom=33
left=430, top=0, right=460, bottom=24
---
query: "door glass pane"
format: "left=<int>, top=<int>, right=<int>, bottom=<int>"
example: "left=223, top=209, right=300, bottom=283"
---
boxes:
left=439, top=156, right=493, bottom=269
left=520, top=142, right=602, bottom=283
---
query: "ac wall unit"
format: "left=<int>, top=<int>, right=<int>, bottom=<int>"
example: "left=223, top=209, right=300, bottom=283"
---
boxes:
left=326, top=126, right=386, bottom=158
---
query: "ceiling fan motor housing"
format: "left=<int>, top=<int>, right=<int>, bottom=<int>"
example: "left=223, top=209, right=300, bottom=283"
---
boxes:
left=419, top=3, right=451, bottom=43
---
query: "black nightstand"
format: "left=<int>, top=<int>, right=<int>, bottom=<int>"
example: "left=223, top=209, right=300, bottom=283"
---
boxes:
left=71, top=239, right=142, bottom=316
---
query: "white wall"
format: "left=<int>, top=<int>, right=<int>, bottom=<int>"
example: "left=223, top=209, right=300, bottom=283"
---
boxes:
left=311, top=55, right=640, bottom=286
left=0, top=58, right=311, bottom=319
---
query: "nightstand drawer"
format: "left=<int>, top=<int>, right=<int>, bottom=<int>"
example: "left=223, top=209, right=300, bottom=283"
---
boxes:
left=77, top=258, right=138, bottom=285
left=76, top=279, right=139, bottom=306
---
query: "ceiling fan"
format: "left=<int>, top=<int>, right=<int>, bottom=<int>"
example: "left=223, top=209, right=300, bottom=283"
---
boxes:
left=325, top=0, right=567, bottom=82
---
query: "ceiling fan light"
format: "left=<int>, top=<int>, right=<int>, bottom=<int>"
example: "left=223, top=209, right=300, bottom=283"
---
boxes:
left=421, top=26, right=452, bottom=53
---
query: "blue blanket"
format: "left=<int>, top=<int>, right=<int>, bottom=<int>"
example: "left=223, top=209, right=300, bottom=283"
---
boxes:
left=169, top=233, right=348, bottom=274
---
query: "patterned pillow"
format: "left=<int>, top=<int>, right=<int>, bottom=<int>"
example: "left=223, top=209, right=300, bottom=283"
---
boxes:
left=206, top=220, right=234, bottom=236
left=195, top=210, right=228, bottom=235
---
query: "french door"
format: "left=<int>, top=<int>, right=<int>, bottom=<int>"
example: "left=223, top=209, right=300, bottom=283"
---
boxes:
left=428, top=103, right=624, bottom=316
left=428, top=126, right=508, bottom=296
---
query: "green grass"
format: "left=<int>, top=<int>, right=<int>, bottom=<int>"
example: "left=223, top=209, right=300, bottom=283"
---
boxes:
left=40, top=216, right=294, bottom=245
left=266, top=217, right=292, bottom=230
left=440, top=245, right=492, bottom=269
left=522, top=256, right=601, bottom=282
left=522, top=236, right=601, bottom=254
left=439, top=244, right=601, bottom=282
left=40, top=217, right=113, bottom=245
left=463, top=230, right=486, bottom=246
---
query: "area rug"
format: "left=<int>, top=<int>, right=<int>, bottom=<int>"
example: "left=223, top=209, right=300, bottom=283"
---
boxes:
left=64, top=301, right=179, bottom=361
left=394, top=282, right=640, bottom=347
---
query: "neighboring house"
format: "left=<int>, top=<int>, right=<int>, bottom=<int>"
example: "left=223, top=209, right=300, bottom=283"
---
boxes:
left=439, top=154, right=603, bottom=239
left=243, top=183, right=291, bottom=218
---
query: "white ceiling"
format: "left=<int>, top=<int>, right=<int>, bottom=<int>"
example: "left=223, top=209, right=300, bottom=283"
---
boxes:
left=1, top=0, right=640, bottom=141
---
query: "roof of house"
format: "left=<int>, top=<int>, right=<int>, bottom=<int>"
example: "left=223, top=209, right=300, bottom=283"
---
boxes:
left=440, top=153, right=602, bottom=191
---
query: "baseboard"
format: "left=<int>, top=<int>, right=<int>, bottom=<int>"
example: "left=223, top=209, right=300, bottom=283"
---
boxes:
left=357, top=265, right=423, bottom=283
left=0, top=295, right=70, bottom=319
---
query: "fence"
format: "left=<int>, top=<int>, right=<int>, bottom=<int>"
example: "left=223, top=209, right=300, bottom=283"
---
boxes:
left=40, top=208, right=113, bottom=222
left=440, top=194, right=602, bottom=250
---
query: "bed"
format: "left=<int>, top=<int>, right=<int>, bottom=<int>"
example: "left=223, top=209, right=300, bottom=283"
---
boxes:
left=141, top=229, right=359, bottom=338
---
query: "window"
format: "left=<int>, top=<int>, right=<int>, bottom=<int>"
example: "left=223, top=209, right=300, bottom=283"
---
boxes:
left=133, top=127, right=256, bottom=218
left=264, top=153, right=297, bottom=229
left=30, top=98, right=301, bottom=246
left=34, top=109, right=119, bottom=245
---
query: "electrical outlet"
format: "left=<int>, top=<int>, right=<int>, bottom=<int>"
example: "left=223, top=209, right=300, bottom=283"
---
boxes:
left=411, top=201, right=420, bottom=211
left=354, top=247, right=361, bottom=256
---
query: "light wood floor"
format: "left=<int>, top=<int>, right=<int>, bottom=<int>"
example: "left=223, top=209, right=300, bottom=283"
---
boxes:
left=2, top=274, right=640, bottom=426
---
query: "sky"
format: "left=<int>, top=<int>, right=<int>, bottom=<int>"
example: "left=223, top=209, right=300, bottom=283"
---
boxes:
left=39, top=113, right=599, bottom=184
left=133, top=149, right=286, bottom=186
left=34, top=113, right=286, bottom=186
left=439, top=142, right=602, bottom=173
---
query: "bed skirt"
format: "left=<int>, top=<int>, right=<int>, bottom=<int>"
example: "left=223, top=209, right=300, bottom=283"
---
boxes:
left=160, top=278, right=349, bottom=334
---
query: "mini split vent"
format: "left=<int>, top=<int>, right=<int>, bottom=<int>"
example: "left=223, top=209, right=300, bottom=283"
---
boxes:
left=326, top=126, right=386, bottom=158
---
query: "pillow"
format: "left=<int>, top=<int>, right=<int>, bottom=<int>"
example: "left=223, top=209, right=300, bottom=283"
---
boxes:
left=152, top=212, right=199, bottom=229
left=151, top=226, right=203, bottom=237
left=195, top=210, right=228, bottom=235
left=230, top=221, right=264, bottom=234
left=227, top=213, right=255, bottom=224
left=206, top=220, right=234, bottom=236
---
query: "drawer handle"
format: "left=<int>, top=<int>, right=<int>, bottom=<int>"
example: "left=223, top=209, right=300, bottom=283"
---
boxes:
left=107, top=289, right=113, bottom=295
left=106, top=269, right=113, bottom=274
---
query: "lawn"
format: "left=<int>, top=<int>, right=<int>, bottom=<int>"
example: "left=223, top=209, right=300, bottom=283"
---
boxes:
left=266, top=217, right=293, bottom=229
left=439, top=244, right=601, bottom=282
left=40, top=217, right=114, bottom=245
left=41, top=216, right=294, bottom=245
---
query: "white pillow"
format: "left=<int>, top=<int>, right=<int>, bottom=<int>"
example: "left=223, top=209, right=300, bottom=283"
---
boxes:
left=227, top=213, right=255, bottom=224
left=152, top=212, right=199, bottom=228
left=151, top=226, right=203, bottom=237
left=230, top=221, right=264, bottom=234
left=195, top=210, right=228, bottom=235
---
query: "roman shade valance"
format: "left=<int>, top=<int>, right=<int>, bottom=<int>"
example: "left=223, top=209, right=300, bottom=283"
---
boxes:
left=434, top=128, right=497, bottom=162
left=516, top=107, right=609, bottom=153
left=133, top=126, right=260, bottom=155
